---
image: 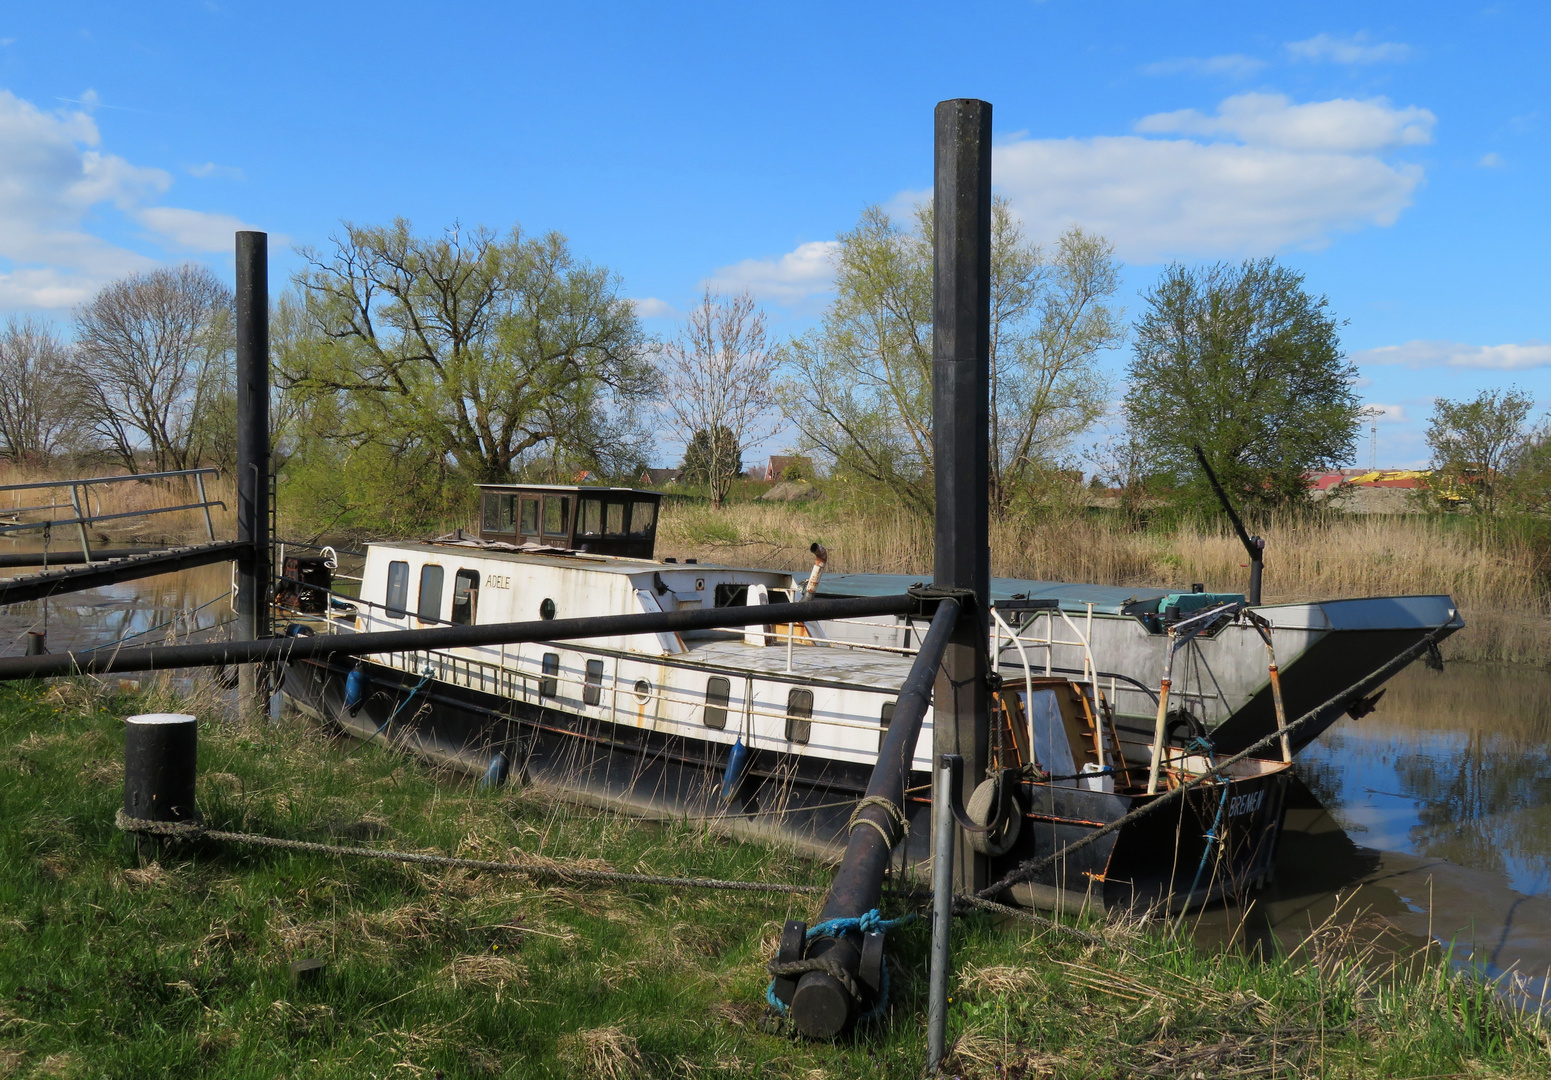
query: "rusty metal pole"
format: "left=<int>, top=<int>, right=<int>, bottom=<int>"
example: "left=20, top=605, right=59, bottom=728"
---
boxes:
left=235, top=232, right=271, bottom=717
left=932, top=98, right=993, bottom=894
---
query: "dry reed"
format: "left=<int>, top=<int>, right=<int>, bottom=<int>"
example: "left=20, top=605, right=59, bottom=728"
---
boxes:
left=657, top=501, right=1551, bottom=664
left=0, top=462, right=235, bottom=545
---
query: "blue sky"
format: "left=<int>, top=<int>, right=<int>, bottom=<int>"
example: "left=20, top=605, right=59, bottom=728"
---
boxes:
left=0, top=1, right=1546, bottom=469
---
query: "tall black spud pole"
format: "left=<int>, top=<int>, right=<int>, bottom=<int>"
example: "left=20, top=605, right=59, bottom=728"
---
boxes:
left=235, top=231, right=271, bottom=712
left=932, top=99, right=992, bottom=892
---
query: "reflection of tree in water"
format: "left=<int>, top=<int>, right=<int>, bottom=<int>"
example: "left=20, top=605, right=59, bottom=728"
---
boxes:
left=1294, top=663, right=1551, bottom=892
left=1293, top=748, right=1346, bottom=811
left=1395, top=729, right=1551, bottom=883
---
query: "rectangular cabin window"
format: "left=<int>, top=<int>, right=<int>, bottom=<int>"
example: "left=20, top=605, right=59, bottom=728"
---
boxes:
left=482, top=493, right=499, bottom=532
left=417, top=565, right=444, bottom=621
left=583, top=659, right=605, bottom=705
left=520, top=498, right=539, bottom=536
left=579, top=498, right=603, bottom=537
left=703, top=676, right=731, bottom=730
left=605, top=501, right=626, bottom=537
left=499, top=495, right=517, bottom=532
left=451, top=569, right=479, bottom=625
left=879, top=700, right=896, bottom=753
left=385, top=561, right=410, bottom=617
left=714, top=583, right=749, bottom=608
left=786, top=688, right=814, bottom=745
left=540, top=653, right=559, bottom=698
left=630, top=500, right=656, bottom=537
left=543, top=496, right=570, bottom=538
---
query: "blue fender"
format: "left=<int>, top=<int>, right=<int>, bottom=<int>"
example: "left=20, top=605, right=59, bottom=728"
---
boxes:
left=343, top=666, right=368, bottom=715
left=720, top=738, right=749, bottom=800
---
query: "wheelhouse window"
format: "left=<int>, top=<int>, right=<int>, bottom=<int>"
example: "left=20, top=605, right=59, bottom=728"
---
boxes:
left=579, top=497, right=603, bottom=538
left=605, top=501, right=626, bottom=537
left=499, top=495, right=517, bottom=532
left=482, top=493, right=499, bottom=532
left=786, top=688, right=814, bottom=745
left=629, top=500, right=656, bottom=537
left=417, top=564, right=444, bottom=621
left=583, top=659, right=605, bottom=706
left=543, top=496, right=570, bottom=538
left=520, top=498, right=539, bottom=535
left=451, top=569, right=479, bottom=626
left=385, top=561, right=410, bottom=617
left=540, top=653, right=559, bottom=698
left=703, top=677, right=731, bottom=730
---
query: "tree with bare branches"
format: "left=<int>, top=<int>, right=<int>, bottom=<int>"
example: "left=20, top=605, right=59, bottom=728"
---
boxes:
left=659, top=290, right=779, bottom=507
left=0, top=318, right=84, bottom=463
left=74, top=264, right=234, bottom=473
left=282, top=220, right=653, bottom=484
left=779, top=199, right=1121, bottom=516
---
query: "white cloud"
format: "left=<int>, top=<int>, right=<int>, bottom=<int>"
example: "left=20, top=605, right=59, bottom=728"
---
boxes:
left=993, top=92, right=1431, bottom=262
left=185, top=161, right=245, bottom=181
left=705, top=240, right=839, bottom=305
left=1136, top=93, right=1434, bottom=152
left=631, top=297, right=678, bottom=319
left=0, top=87, right=259, bottom=308
left=134, top=207, right=262, bottom=252
left=1141, top=54, right=1265, bottom=79
left=1287, top=32, right=1412, bottom=65
left=1478, top=152, right=1506, bottom=168
left=1355, top=340, right=1551, bottom=371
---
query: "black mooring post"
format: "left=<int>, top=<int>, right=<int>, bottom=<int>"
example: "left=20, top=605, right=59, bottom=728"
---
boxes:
left=235, top=231, right=271, bottom=712
left=1192, top=445, right=1264, bottom=605
left=123, top=712, right=198, bottom=858
left=932, top=98, right=993, bottom=893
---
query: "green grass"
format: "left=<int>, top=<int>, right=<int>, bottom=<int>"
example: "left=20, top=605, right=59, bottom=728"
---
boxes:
left=3, top=679, right=1549, bottom=1078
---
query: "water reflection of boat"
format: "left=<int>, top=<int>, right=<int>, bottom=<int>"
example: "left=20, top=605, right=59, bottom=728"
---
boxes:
left=276, top=483, right=1290, bottom=913
left=815, top=574, right=1464, bottom=762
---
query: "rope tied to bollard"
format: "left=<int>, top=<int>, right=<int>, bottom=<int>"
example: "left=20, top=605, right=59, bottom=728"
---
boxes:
left=846, top=795, right=909, bottom=847
left=764, top=908, right=919, bottom=1022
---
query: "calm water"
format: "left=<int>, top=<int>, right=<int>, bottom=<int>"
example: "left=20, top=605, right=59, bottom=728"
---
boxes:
left=1199, top=661, right=1551, bottom=1008
left=5, top=545, right=1549, bottom=1000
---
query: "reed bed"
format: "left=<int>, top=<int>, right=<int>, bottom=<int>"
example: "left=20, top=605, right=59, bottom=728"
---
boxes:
left=657, top=501, right=1551, bottom=664
left=0, top=462, right=236, bottom=546
left=2, top=678, right=1548, bottom=1077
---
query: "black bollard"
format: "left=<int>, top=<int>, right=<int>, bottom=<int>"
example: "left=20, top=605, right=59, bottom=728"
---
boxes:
left=25, top=631, right=46, bottom=655
left=123, top=713, right=199, bottom=857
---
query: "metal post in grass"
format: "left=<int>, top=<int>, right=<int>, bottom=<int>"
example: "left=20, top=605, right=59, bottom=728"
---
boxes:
left=932, top=97, right=993, bottom=893
left=235, top=231, right=271, bottom=717
left=122, top=713, right=198, bottom=858
left=926, top=752, right=956, bottom=1072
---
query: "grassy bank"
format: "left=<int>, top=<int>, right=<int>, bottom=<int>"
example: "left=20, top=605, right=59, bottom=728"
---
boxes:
left=656, top=499, right=1551, bottom=665
left=4, top=680, right=1549, bottom=1077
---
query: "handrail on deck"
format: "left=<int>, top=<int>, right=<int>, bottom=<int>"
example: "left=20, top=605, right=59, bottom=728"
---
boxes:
left=0, top=467, right=220, bottom=494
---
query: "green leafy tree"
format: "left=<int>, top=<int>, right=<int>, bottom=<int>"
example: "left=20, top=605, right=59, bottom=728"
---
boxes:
left=778, top=200, right=1121, bottom=516
left=1123, top=258, right=1359, bottom=510
left=280, top=220, right=654, bottom=487
left=1424, top=387, right=1534, bottom=515
left=679, top=426, right=742, bottom=493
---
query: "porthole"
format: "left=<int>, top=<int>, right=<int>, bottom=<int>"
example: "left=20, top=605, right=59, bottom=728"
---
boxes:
left=539, top=598, right=556, bottom=620
left=633, top=679, right=652, bottom=703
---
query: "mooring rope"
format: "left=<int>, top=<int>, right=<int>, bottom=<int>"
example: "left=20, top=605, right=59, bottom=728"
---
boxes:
left=115, top=809, right=826, bottom=894
left=846, top=794, right=909, bottom=847
left=974, top=620, right=1455, bottom=902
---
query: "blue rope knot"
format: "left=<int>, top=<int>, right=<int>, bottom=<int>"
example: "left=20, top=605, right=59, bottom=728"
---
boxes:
left=765, top=908, right=917, bottom=1022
